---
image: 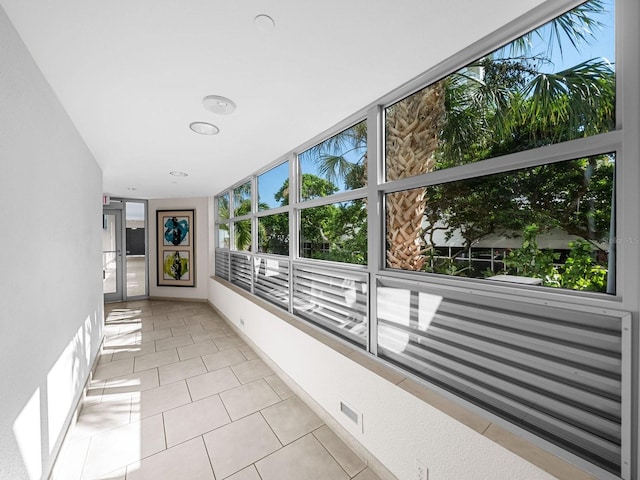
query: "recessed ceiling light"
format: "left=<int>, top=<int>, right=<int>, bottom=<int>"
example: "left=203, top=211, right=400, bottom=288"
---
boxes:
left=127, top=187, right=137, bottom=191
left=203, top=95, right=236, bottom=115
left=189, top=121, right=219, bottom=135
left=170, top=171, right=188, bottom=177
left=254, top=14, right=275, bottom=33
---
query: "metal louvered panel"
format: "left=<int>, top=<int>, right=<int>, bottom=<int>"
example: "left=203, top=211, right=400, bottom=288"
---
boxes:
left=254, top=256, right=289, bottom=311
left=376, top=277, right=630, bottom=477
left=230, top=253, right=252, bottom=292
left=215, top=250, right=229, bottom=281
left=292, top=263, right=368, bottom=347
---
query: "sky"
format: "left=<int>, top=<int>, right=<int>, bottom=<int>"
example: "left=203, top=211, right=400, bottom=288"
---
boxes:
left=501, top=0, right=615, bottom=72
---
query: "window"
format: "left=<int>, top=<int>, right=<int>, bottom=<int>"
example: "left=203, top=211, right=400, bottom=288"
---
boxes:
left=233, top=182, right=252, bottom=251
left=258, top=161, right=289, bottom=210
left=386, top=154, right=615, bottom=293
left=233, top=220, right=251, bottom=252
left=233, top=181, right=252, bottom=216
left=258, top=163, right=290, bottom=255
left=384, top=0, right=616, bottom=294
left=218, top=224, right=230, bottom=249
left=217, top=193, right=230, bottom=249
left=299, top=120, right=367, bottom=200
left=300, top=199, right=367, bottom=265
left=258, top=213, right=289, bottom=255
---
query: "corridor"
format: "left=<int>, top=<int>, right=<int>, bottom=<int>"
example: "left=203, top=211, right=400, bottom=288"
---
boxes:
left=50, top=300, right=381, bottom=480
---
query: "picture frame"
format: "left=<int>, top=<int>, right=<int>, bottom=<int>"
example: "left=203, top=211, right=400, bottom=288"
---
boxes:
left=156, top=209, right=195, bottom=287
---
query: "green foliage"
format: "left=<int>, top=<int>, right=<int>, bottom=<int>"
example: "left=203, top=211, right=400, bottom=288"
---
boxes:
left=275, top=174, right=337, bottom=204
left=504, top=225, right=560, bottom=282
left=309, top=120, right=368, bottom=188
left=559, top=239, right=607, bottom=291
left=234, top=219, right=251, bottom=252
left=429, top=257, right=471, bottom=277
left=217, top=194, right=230, bottom=221
left=258, top=213, right=289, bottom=255
left=499, top=225, right=608, bottom=293
left=323, top=199, right=367, bottom=265
left=300, top=198, right=367, bottom=265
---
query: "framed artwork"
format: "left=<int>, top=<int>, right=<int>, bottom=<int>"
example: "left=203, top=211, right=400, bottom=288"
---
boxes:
left=157, top=209, right=195, bottom=287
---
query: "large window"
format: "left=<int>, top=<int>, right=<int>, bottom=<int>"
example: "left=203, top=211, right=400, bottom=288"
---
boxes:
left=213, top=1, right=633, bottom=477
left=384, top=0, right=616, bottom=294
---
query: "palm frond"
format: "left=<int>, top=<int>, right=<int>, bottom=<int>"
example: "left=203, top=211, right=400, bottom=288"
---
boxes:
left=305, top=120, right=367, bottom=161
left=522, top=58, right=615, bottom=140
left=509, top=0, right=606, bottom=59
left=317, top=154, right=353, bottom=186
left=234, top=220, right=252, bottom=251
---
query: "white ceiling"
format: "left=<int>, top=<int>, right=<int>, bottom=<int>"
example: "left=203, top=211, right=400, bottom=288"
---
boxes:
left=2, top=0, right=546, bottom=199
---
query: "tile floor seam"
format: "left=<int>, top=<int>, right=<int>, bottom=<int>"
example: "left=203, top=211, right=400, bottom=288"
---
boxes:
left=218, top=391, right=234, bottom=421
left=257, top=409, right=288, bottom=448
left=311, top=426, right=365, bottom=479
left=224, top=438, right=286, bottom=480
left=228, top=361, right=243, bottom=385
left=197, top=434, right=218, bottom=480
left=184, top=373, right=196, bottom=402
left=161, top=411, right=169, bottom=456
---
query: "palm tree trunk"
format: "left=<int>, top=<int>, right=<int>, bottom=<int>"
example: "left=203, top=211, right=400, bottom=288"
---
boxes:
left=385, top=80, right=446, bottom=271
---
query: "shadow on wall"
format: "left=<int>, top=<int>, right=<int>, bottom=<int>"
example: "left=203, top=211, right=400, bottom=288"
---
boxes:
left=10, top=305, right=103, bottom=480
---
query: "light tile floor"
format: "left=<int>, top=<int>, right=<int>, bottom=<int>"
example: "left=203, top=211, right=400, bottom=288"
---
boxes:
left=51, top=300, right=381, bottom=480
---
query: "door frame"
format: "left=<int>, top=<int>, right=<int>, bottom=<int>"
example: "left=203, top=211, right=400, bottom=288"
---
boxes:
left=103, top=204, right=124, bottom=303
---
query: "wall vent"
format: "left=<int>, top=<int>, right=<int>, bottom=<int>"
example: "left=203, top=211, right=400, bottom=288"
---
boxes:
left=339, top=400, right=362, bottom=433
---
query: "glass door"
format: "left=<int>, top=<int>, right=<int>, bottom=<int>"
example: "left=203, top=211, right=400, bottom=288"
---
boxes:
left=103, top=209, right=123, bottom=302
left=125, top=201, right=147, bottom=298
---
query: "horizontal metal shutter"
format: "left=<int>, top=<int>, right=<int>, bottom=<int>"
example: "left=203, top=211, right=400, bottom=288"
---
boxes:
left=215, top=250, right=229, bottom=281
left=293, top=263, right=368, bottom=347
left=376, top=277, right=629, bottom=477
left=230, top=253, right=252, bottom=292
left=254, top=256, right=289, bottom=311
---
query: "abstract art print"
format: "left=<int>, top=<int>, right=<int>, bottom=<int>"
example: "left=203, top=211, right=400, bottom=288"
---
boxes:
left=163, top=250, right=190, bottom=281
left=157, top=209, right=195, bottom=286
left=162, top=215, right=190, bottom=246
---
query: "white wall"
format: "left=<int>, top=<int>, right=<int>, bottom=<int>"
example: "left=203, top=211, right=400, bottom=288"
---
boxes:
left=148, top=197, right=209, bottom=300
left=0, top=6, right=104, bottom=480
left=208, top=280, right=557, bottom=480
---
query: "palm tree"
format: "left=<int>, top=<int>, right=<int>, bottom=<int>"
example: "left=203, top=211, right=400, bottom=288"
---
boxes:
left=385, top=80, right=446, bottom=270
